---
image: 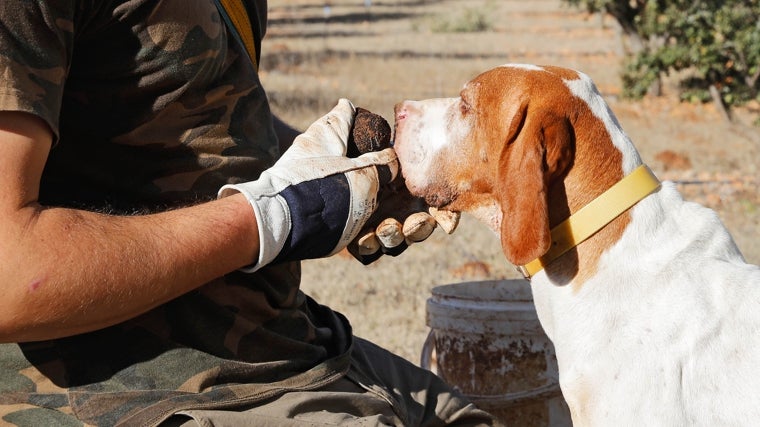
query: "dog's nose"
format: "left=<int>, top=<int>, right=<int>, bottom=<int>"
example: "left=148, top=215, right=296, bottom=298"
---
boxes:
left=394, top=101, right=417, bottom=122
left=394, top=103, right=408, bottom=122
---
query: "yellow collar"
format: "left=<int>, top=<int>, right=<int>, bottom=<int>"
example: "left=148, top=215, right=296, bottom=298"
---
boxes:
left=518, top=164, right=661, bottom=279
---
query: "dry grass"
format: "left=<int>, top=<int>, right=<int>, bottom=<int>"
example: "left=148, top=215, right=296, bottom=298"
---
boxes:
left=262, top=0, right=622, bottom=125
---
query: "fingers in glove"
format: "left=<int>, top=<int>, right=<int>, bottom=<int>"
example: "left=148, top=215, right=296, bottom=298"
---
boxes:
left=376, top=217, right=405, bottom=249
left=356, top=229, right=381, bottom=255
left=285, top=99, right=356, bottom=159
left=347, top=229, right=384, bottom=265
left=356, top=148, right=399, bottom=186
left=376, top=217, right=409, bottom=257
left=403, top=212, right=437, bottom=243
left=347, top=225, right=405, bottom=264
left=429, top=207, right=461, bottom=234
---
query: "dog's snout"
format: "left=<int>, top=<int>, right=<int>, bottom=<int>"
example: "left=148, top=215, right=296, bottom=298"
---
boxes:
left=394, top=103, right=408, bottom=122
left=394, top=101, right=419, bottom=123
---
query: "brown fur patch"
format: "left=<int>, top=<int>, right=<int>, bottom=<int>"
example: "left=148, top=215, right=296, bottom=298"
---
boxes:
left=468, top=66, right=630, bottom=284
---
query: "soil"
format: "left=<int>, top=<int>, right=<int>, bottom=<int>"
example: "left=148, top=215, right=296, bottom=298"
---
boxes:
left=260, top=0, right=760, bottom=364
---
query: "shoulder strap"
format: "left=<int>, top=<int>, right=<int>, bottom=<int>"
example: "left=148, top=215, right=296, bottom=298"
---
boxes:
left=214, top=0, right=258, bottom=70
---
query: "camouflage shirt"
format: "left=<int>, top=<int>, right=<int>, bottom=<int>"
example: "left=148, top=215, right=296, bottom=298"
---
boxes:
left=0, top=1, right=352, bottom=425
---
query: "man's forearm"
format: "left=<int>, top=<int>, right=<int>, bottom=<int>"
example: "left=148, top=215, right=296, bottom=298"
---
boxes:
left=0, top=193, right=259, bottom=343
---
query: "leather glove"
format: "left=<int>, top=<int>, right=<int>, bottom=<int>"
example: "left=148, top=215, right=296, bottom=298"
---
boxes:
left=347, top=179, right=460, bottom=264
left=219, top=99, right=398, bottom=272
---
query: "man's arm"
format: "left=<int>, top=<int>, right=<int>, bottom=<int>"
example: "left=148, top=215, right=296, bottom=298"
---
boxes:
left=0, top=111, right=260, bottom=343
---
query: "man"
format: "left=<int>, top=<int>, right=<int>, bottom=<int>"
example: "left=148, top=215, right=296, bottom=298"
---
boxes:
left=0, top=1, right=497, bottom=425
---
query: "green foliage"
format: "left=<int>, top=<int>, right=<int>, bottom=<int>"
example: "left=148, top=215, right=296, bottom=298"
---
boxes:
left=563, top=0, right=760, bottom=112
left=564, top=0, right=645, bottom=37
left=620, top=51, right=661, bottom=99
left=429, top=5, right=494, bottom=33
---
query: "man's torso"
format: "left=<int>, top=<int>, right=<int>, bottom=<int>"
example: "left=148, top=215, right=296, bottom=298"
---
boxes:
left=0, top=1, right=352, bottom=425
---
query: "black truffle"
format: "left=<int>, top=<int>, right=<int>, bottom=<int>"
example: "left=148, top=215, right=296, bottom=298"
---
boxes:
left=347, top=107, right=392, bottom=157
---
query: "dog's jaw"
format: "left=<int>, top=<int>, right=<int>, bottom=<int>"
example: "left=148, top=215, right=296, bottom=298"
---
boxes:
left=463, top=197, right=502, bottom=234
left=393, top=96, right=474, bottom=206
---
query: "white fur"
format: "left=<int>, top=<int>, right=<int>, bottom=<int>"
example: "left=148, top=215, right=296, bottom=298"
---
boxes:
left=538, top=70, right=760, bottom=426
left=561, top=72, right=642, bottom=173
left=532, top=182, right=760, bottom=425
left=393, top=97, right=460, bottom=168
left=501, top=63, right=545, bottom=72
left=467, top=199, right=503, bottom=233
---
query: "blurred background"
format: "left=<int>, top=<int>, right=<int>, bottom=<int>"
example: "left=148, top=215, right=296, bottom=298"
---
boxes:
left=259, top=0, right=760, bottom=363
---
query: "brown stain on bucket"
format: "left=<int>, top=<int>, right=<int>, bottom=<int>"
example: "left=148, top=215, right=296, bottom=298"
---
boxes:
left=436, top=336, right=550, bottom=394
left=434, top=333, right=558, bottom=424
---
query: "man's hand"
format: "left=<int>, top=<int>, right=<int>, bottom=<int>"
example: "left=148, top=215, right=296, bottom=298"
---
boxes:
left=219, top=99, right=398, bottom=271
left=347, top=179, right=460, bottom=264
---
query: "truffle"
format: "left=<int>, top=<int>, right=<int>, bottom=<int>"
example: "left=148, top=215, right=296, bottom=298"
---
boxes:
left=347, top=107, right=392, bottom=157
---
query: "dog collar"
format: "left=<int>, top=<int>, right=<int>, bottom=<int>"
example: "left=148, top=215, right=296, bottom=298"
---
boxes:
left=518, top=164, right=661, bottom=279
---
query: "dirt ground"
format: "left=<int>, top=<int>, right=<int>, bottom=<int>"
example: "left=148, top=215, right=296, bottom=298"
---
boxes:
left=259, top=0, right=760, bottom=364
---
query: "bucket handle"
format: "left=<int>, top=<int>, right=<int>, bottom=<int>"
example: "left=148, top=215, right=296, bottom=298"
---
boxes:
left=420, top=329, right=437, bottom=374
left=467, top=382, right=565, bottom=408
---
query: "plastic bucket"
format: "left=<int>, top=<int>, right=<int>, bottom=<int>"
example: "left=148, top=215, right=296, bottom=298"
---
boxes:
left=421, top=280, right=571, bottom=426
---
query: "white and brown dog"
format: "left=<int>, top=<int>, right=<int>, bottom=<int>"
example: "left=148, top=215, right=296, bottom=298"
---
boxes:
left=393, top=64, right=760, bottom=425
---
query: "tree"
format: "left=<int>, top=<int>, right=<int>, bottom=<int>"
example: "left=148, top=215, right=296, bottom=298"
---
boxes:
left=564, top=0, right=760, bottom=121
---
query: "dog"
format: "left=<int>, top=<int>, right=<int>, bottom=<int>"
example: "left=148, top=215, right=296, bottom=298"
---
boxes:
left=393, top=64, right=760, bottom=425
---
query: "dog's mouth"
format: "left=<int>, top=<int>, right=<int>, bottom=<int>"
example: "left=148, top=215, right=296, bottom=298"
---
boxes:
left=401, top=178, right=457, bottom=209
left=426, top=194, right=456, bottom=210
left=392, top=146, right=458, bottom=210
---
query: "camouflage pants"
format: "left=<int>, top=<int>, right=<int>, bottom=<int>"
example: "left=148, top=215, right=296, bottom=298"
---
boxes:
left=0, top=337, right=499, bottom=426
left=162, top=337, right=499, bottom=427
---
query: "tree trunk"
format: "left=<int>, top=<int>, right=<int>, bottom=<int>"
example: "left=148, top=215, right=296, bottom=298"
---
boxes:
left=709, top=84, right=732, bottom=122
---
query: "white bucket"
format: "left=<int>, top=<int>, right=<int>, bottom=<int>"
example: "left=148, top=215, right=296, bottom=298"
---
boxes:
left=421, top=280, right=571, bottom=426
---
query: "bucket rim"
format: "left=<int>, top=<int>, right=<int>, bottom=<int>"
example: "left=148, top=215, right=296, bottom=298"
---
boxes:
left=430, top=279, right=533, bottom=303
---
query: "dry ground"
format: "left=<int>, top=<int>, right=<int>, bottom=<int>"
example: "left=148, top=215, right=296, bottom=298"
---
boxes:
left=259, top=0, right=760, bottom=364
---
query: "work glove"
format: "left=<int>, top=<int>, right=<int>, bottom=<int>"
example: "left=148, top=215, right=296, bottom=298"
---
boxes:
left=347, top=181, right=460, bottom=264
left=219, top=99, right=398, bottom=272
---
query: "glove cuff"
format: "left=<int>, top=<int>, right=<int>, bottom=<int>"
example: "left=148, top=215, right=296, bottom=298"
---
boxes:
left=219, top=183, right=291, bottom=272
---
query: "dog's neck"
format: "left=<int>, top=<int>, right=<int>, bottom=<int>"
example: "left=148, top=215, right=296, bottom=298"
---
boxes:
left=463, top=138, right=639, bottom=286
left=538, top=106, right=643, bottom=286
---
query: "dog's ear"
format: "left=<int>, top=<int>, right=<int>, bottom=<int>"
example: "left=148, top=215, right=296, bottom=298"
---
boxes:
left=496, top=102, right=552, bottom=266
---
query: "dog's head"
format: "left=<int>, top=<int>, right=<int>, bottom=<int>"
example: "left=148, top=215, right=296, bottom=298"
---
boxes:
left=394, top=64, right=630, bottom=266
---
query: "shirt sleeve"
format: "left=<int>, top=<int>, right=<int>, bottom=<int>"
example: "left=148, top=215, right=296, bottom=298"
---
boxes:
left=0, top=0, right=75, bottom=138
